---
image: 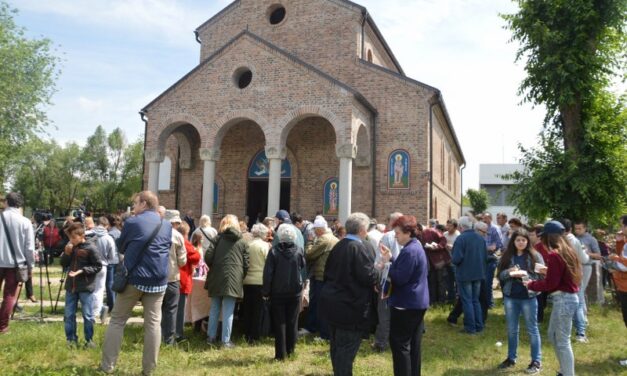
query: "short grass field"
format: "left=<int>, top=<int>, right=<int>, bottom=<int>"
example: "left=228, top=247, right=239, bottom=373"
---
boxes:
left=1, top=265, right=626, bottom=375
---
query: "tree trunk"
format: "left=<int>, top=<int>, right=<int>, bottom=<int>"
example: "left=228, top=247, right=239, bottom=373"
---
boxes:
left=560, top=99, right=583, bottom=155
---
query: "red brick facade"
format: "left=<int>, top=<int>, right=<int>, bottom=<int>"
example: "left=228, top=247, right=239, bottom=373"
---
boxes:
left=143, top=0, right=465, bottom=225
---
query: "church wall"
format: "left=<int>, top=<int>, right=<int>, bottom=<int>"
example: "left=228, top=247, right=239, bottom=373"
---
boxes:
left=198, top=0, right=361, bottom=82
left=286, top=117, right=340, bottom=220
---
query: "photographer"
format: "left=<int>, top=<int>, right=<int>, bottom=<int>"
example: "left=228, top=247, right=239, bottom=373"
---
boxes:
left=41, top=215, right=61, bottom=265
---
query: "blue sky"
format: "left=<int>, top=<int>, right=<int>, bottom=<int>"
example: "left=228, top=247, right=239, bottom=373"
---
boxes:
left=11, top=0, right=548, bottom=191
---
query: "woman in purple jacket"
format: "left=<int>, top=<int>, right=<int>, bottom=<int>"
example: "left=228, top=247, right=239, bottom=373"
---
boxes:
left=380, top=215, right=430, bottom=376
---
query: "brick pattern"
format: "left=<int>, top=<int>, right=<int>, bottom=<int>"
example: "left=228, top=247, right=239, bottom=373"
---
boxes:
left=143, top=0, right=463, bottom=225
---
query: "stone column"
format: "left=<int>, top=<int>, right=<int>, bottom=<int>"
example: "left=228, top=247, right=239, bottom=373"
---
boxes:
left=337, top=144, right=357, bottom=224
left=145, top=149, right=165, bottom=193
left=266, top=146, right=286, bottom=217
left=199, top=148, right=220, bottom=217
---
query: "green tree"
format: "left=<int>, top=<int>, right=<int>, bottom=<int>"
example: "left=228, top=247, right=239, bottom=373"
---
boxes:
left=503, top=0, right=627, bottom=225
left=0, top=2, right=59, bottom=188
left=466, top=188, right=490, bottom=215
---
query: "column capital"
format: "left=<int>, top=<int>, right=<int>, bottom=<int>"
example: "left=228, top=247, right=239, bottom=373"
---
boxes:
left=199, top=147, right=221, bottom=161
left=145, top=149, right=166, bottom=163
left=336, top=143, right=357, bottom=159
left=265, top=146, right=287, bottom=160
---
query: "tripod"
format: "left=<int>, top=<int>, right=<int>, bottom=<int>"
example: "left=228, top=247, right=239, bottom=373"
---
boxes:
left=53, top=268, right=67, bottom=314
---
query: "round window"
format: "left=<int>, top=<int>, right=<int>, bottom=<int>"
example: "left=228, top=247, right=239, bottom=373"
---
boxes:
left=233, top=68, right=253, bottom=89
left=269, top=5, right=286, bottom=25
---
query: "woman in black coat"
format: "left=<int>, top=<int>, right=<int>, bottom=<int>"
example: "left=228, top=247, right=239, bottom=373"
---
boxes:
left=262, top=224, right=306, bottom=360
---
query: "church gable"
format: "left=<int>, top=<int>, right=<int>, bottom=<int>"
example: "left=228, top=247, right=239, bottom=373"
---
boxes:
left=195, top=0, right=401, bottom=76
left=143, top=31, right=373, bottom=148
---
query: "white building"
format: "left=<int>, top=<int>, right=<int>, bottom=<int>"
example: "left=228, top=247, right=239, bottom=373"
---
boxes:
left=478, top=164, right=523, bottom=220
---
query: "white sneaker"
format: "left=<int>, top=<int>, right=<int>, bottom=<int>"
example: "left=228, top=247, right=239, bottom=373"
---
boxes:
left=619, top=359, right=627, bottom=366
left=297, top=328, right=311, bottom=337
left=575, top=335, right=588, bottom=343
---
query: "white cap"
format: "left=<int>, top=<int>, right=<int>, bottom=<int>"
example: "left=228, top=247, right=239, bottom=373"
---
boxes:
left=313, top=216, right=328, bottom=229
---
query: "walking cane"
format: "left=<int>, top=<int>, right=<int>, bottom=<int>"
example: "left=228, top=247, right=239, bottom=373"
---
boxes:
left=11, top=282, right=24, bottom=320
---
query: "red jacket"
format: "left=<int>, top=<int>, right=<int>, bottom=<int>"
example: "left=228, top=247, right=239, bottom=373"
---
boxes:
left=179, top=240, right=201, bottom=294
left=43, top=224, right=61, bottom=249
left=527, top=251, right=579, bottom=294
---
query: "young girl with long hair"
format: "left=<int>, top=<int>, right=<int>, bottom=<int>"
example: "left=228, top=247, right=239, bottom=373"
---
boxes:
left=496, top=229, right=544, bottom=374
left=524, top=221, right=582, bottom=376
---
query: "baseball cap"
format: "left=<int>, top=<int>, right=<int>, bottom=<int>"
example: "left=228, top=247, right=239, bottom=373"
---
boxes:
left=540, top=220, right=565, bottom=235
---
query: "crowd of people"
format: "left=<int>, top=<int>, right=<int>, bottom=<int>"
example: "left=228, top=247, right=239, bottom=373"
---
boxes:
left=1, top=190, right=626, bottom=376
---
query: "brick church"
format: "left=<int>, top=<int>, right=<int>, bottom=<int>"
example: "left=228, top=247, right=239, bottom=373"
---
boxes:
left=141, top=0, right=465, bottom=225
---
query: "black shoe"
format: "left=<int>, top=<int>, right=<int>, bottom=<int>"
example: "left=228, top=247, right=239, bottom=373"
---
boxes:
left=175, top=336, right=188, bottom=344
left=446, top=317, right=457, bottom=326
left=371, top=344, right=386, bottom=353
left=498, top=358, right=516, bottom=369
left=525, top=361, right=541, bottom=374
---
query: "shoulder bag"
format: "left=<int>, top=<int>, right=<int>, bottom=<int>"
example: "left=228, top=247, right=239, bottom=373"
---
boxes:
left=112, top=220, right=163, bottom=293
left=1, top=213, right=30, bottom=283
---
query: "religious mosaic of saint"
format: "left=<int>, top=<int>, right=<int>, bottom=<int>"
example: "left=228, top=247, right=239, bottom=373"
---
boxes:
left=323, top=178, right=339, bottom=216
left=388, top=150, right=409, bottom=189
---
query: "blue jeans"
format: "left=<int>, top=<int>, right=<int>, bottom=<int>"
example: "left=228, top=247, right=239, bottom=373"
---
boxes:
left=64, top=291, right=94, bottom=342
left=105, top=264, right=116, bottom=312
left=458, top=280, right=483, bottom=333
left=573, top=265, right=591, bottom=336
left=548, top=292, right=579, bottom=376
left=504, top=297, right=541, bottom=363
left=485, top=260, right=497, bottom=308
left=207, top=296, right=236, bottom=343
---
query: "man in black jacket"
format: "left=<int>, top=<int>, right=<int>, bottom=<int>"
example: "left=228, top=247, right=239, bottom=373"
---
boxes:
left=318, top=212, right=380, bottom=376
left=60, top=222, right=103, bottom=348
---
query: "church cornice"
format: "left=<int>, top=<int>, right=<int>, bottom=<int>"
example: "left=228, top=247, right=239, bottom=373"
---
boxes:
left=142, top=30, right=378, bottom=117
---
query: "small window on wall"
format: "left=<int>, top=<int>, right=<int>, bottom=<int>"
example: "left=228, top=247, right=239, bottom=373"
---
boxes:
left=233, top=67, right=253, bottom=89
left=158, top=157, right=171, bottom=191
left=268, top=5, right=286, bottom=25
left=367, top=49, right=373, bottom=63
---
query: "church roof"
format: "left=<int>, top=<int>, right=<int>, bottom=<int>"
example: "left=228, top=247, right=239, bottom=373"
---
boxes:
left=142, top=30, right=377, bottom=115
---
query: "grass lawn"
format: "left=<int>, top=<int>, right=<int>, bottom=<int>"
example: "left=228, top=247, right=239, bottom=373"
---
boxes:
left=1, top=266, right=625, bottom=375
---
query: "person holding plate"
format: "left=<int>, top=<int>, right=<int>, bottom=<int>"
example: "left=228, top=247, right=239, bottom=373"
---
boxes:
left=496, top=229, right=544, bottom=374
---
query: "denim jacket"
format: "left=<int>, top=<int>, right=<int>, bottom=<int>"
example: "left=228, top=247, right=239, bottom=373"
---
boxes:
left=498, top=251, right=544, bottom=298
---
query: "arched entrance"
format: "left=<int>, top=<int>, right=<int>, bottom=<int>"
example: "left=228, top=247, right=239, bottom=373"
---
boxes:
left=246, top=149, right=291, bottom=227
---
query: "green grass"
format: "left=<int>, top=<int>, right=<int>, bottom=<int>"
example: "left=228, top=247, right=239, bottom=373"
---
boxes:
left=1, top=296, right=625, bottom=375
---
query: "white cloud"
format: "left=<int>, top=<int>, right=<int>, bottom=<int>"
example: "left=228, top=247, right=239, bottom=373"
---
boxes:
left=77, top=96, right=104, bottom=112
left=13, top=0, right=230, bottom=47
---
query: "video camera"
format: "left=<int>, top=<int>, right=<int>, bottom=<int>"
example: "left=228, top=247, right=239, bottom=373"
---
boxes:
left=33, top=210, right=53, bottom=226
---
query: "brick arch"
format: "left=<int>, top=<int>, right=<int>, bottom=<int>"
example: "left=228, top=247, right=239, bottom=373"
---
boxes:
left=209, top=109, right=273, bottom=150
left=277, top=105, right=348, bottom=149
left=155, top=112, right=208, bottom=151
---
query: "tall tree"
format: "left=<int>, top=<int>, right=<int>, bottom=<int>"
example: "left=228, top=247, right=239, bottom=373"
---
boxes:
left=0, top=2, right=59, bottom=188
left=503, top=0, right=625, bottom=157
left=503, top=0, right=627, bottom=225
left=466, top=188, right=490, bottom=215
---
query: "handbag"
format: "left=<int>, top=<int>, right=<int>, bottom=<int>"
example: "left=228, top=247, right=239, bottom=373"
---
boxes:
left=260, top=298, right=272, bottom=337
left=112, top=220, right=163, bottom=293
left=1, top=213, right=30, bottom=283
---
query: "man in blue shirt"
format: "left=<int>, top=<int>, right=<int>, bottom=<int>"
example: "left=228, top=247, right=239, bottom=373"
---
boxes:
left=452, top=216, right=487, bottom=334
left=482, top=213, right=503, bottom=309
left=101, top=191, right=172, bottom=376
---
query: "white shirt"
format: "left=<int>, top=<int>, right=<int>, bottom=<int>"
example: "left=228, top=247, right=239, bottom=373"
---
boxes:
left=444, top=230, right=460, bottom=249
left=0, top=207, right=35, bottom=268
